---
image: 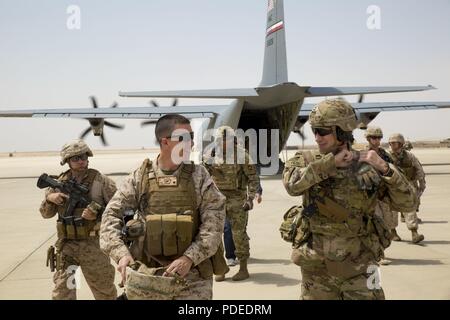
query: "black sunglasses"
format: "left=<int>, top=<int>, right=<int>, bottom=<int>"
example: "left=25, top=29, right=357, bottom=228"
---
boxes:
left=368, top=136, right=382, bottom=140
left=311, top=127, right=333, bottom=137
left=165, top=132, right=194, bottom=142
left=69, top=154, right=88, bottom=162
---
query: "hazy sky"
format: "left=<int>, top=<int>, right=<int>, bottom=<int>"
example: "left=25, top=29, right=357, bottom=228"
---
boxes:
left=1, top=0, right=449, bottom=152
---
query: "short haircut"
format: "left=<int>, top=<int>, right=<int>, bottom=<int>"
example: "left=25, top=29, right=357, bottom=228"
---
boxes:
left=155, top=114, right=190, bottom=144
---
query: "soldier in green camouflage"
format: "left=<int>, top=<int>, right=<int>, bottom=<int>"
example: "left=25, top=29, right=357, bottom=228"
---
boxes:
left=203, top=126, right=261, bottom=281
left=40, top=140, right=117, bottom=300
left=282, top=99, right=416, bottom=300
left=100, top=114, right=226, bottom=300
left=365, top=126, right=400, bottom=265
left=389, top=133, right=425, bottom=244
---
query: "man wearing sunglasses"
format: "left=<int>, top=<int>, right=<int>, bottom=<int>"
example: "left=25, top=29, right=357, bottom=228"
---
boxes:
left=282, top=98, right=416, bottom=300
left=389, top=133, right=425, bottom=244
left=39, top=139, right=117, bottom=299
left=365, top=126, right=399, bottom=265
left=100, top=114, right=226, bottom=300
left=202, top=126, right=261, bottom=282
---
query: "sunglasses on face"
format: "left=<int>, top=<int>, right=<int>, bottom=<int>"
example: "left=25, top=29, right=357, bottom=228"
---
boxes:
left=69, top=154, right=88, bottom=162
left=311, top=127, right=333, bottom=137
left=368, top=136, right=382, bottom=140
left=165, top=132, right=194, bottom=142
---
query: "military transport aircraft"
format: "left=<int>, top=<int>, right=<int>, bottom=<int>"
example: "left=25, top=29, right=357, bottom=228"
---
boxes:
left=1, top=0, right=449, bottom=168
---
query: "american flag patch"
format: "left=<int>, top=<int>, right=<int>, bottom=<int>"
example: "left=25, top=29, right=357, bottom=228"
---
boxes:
left=266, top=20, right=284, bottom=36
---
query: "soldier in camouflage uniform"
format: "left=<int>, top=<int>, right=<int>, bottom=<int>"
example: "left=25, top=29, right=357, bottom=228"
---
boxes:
left=100, top=114, right=226, bottom=300
left=389, top=133, right=425, bottom=244
left=40, top=140, right=117, bottom=300
left=365, top=126, right=401, bottom=244
left=282, top=99, right=416, bottom=300
left=203, top=126, right=261, bottom=282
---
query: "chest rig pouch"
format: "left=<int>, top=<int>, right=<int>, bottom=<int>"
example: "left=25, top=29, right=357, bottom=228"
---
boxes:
left=56, top=169, right=99, bottom=241
left=139, top=160, right=199, bottom=261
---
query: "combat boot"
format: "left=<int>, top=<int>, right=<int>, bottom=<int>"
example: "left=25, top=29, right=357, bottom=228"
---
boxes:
left=411, top=230, right=424, bottom=244
left=391, top=229, right=402, bottom=241
left=215, top=274, right=226, bottom=282
left=232, top=259, right=249, bottom=281
left=379, top=258, right=392, bottom=266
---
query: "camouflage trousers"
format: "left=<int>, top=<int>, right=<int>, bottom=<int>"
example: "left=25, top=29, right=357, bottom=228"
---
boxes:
left=375, top=201, right=398, bottom=230
left=398, top=189, right=422, bottom=230
left=52, top=238, right=117, bottom=300
left=126, top=267, right=213, bottom=300
left=400, top=210, right=419, bottom=230
left=300, top=266, right=385, bottom=300
left=225, top=196, right=250, bottom=261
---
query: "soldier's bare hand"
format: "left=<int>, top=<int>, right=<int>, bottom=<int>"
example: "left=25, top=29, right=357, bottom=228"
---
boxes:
left=81, top=208, right=97, bottom=221
left=334, top=149, right=354, bottom=168
left=255, top=193, right=262, bottom=204
left=117, top=254, right=135, bottom=286
left=359, top=150, right=389, bottom=174
left=164, top=255, right=193, bottom=278
left=46, top=193, right=69, bottom=206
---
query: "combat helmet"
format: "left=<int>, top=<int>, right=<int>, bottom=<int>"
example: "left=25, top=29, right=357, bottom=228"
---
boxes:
left=60, top=139, right=93, bottom=165
left=388, top=133, right=405, bottom=145
left=309, top=98, right=358, bottom=132
left=365, top=126, right=383, bottom=139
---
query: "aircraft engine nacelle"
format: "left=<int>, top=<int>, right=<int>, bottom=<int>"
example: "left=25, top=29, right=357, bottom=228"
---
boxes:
left=355, top=111, right=380, bottom=130
left=88, top=119, right=105, bottom=136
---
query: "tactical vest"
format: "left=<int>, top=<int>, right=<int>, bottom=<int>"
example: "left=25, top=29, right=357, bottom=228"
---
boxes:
left=296, top=151, right=390, bottom=263
left=138, top=160, right=200, bottom=262
left=56, top=169, right=99, bottom=240
left=392, top=151, right=416, bottom=181
left=209, top=164, right=240, bottom=191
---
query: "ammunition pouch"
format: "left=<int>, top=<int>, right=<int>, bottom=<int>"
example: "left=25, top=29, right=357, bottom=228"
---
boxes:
left=360, top=215, right=392, bottom=261
left=144, top=213, right=194, bottom=258
left=57, top=215, right=97, bottom=241
left=280, top=206, right=311, bottom=247
left=46, top=246, right=56, bottom=272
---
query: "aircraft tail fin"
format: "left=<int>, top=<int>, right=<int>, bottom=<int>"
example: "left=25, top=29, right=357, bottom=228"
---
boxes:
left=260, top=0, right=288, bottom=87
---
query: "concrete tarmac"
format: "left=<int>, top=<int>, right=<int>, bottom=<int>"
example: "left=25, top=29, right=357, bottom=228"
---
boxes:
left=0, top=149, right=449, bottom=300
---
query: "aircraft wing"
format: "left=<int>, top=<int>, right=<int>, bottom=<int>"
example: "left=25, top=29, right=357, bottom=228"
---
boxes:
left=304, top=86, right=435, bottom=97
left=0, top=105, right=229, bottom=120
left=119, top=88, right=259, bottom=99
left=299, top=101, right=450, bottom=117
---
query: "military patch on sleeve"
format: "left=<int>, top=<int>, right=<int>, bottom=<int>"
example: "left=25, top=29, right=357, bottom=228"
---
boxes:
left=157, top=176, right=178, bottom=187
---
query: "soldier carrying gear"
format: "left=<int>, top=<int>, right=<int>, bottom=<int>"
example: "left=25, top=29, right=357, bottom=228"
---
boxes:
left=39, top=139, right=117, bottom=300
left=203, top=125, right=261, bottom=282
left=100, top=114, right=226, bottom=300
left=364, top=126, right=399, bottom=264
left=389, top=133, right=426, bottom=244
left=282, top=98, right=416, bottom=300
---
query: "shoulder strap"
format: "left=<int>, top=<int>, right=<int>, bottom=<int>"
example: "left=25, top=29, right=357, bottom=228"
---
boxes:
left=57, top=169, right=71, bottom=181
left=138, top=159, right=152, bottom=209
left=84, top=169, right=99, bottom=188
